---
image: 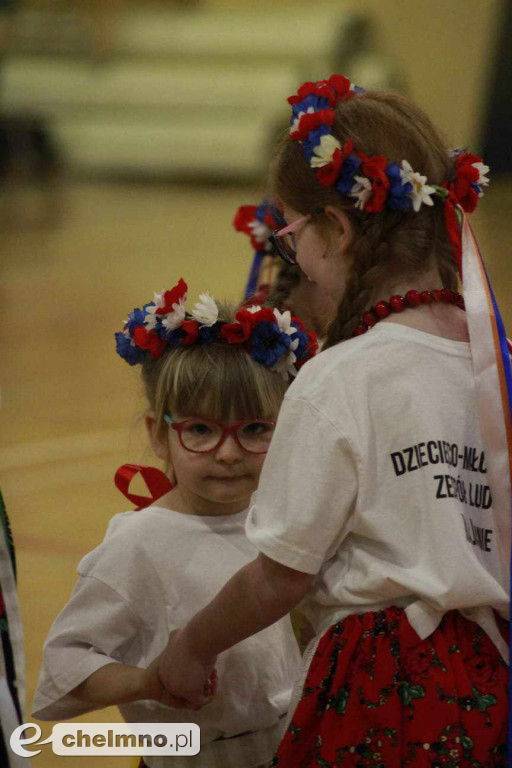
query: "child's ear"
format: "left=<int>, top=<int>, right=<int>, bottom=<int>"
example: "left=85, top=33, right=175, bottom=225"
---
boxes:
left=145, top=414, right=169, bottom=462
left=324, top=205, right=354, bottom=257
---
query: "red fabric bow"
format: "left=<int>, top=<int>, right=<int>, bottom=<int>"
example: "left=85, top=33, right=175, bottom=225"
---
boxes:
left=115, top=464, right=173, bottom=510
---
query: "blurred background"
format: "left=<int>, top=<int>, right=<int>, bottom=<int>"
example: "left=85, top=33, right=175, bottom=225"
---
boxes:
left=0, top=0, right=510, bottom=765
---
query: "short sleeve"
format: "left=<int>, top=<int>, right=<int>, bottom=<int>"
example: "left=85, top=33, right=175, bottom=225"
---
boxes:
left=32, top=575, right=144, bottom=721
left=246, top=396, right=359, bottom=574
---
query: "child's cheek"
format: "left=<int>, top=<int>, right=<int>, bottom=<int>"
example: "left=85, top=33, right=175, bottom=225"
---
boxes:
left=253, top=455, right=268, bottom=476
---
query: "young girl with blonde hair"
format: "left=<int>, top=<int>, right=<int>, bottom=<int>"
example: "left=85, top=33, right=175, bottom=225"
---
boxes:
left=32, top=278, right=318, bottom=768
left=157, top=77, right=512, bottom=766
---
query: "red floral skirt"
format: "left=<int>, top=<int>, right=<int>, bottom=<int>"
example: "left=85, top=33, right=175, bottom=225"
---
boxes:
left=272, top=607, right=508, bottom=767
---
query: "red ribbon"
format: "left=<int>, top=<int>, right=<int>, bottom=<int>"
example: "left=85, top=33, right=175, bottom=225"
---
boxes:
left=115, top=464, right=173, bottom=510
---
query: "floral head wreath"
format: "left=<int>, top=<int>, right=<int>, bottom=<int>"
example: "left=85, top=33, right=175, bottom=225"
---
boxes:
left=233, top=200, right=283, bottom=255
left=288, top=74, right=490, bottom=272
left=233, top=199, right=284, bottom=305
left=115, top=278, right=318, bottom=379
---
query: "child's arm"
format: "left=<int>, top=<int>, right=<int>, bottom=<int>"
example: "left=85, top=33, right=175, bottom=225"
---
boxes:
left=33, top=574, right=156, bottom=720
left=158, top=552, right=313, bottom=706
left=71, top=656, right=192, bottom=709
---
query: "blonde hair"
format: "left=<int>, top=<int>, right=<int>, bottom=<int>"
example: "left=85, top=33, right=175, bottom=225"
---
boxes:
left=270, top=89, right=459, bottom=346
left=141, top=303, right=288, bottom=443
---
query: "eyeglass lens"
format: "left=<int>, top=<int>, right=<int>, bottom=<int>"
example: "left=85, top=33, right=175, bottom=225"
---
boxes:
left=270, top=233, right=297, bottom=265
left=180, top=420, right=275, bottom=453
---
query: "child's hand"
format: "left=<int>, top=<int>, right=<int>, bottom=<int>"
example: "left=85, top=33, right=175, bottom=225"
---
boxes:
left=158, top=629, right=217, bottom=709
left=139, top=655, right=199, bottom=709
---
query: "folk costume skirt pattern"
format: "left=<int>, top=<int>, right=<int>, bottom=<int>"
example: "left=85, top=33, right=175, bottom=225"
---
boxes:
left=272, top=607, right=508, bottom=768
left=138, top=761, right=272, bottom=767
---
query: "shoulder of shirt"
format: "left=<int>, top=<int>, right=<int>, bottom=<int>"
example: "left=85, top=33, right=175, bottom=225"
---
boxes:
left=287, top=333, right=381, bottom=401
left=105, top=505, right=171, bottom=536
left=76, top=506, right=185, bottom=576
left=77, top=506, right=248, bottom=577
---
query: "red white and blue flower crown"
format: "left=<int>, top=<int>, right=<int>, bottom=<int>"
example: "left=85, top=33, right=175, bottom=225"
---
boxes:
left=115, top=278, right=318, bottom=379
left=233, top=200, right=283, bottom=255
left=288, top=74, right=490, bottom=215
left=233, top=199, right=285, bottom=305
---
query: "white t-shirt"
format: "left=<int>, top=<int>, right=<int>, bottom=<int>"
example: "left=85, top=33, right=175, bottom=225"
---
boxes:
left=32, top=506, right=301, bottom=767
left=246, top=323, right=509, bottom=659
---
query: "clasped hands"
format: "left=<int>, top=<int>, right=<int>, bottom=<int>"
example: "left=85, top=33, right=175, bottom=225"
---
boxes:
left=144, top=629, right=217, bottom=710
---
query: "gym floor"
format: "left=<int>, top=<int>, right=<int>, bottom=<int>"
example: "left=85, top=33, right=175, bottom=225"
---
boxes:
left=1, top=175, right=511, bottom=766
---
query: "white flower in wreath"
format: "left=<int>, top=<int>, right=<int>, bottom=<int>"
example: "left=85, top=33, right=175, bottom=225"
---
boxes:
left=190, top=293, right=219, bottom=327
left=290, top=106, right=315, bottom=135
left=248, top=220, right=271, bottom=244
left=350, top=176, right=372, bottom=210
left=400, top=160, right=436, bottom=212
left=161, top=300, right=186, bottom=332
left=472, top=162, right=490, bottom=190
left=271, top=338, right=300, bottom=380
left=144, top=291, right=166, bottom=330
left=310, top=134, right=342, bottom=169
left=246, top=305, right=263, bottom=314
left=272, top=308, right=297, bottom=337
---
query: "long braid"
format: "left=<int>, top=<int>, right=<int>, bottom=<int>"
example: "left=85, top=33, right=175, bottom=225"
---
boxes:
left=325, top=222, right=386, bottom=345
left=324, top=207, right=459, bottom=348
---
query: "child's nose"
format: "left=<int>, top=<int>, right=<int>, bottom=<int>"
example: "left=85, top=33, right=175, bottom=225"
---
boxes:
left=215, top=435, right=243, bottom=463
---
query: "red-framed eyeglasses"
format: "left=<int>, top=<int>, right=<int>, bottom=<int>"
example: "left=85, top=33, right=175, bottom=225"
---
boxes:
left=163, top=414, right=276, bottom=454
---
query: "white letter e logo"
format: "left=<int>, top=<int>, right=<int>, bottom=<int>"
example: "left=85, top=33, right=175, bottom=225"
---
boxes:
left=10, top=723, right=52, bottom=757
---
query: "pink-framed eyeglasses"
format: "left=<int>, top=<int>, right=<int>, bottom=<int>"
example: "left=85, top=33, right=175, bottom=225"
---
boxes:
left=163, top=414, right=276, bottom=454
left=269, top=215, right=310, bottom=266
left=268, top=208, right=324, bottom=265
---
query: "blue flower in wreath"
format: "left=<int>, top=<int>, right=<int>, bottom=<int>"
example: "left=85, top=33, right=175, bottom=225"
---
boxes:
left=115, top=332, right=144, bottom=366
left=291, top=94, right=330, bottom=120
left=198, top=322, right=224, bottom=344
left=255, top=199, right=285, bottom=230
left=249, top=322, right=291, bottom=367
left=254, top=202, right=270, bottom=224
left=302, top=125, right=332, bottom=163
left=125, top=307, right=146, bottom=336
left=159, top=326, right=184, bottom=346
left=386, top=162, right=413, bottom=211
left=335, top=153, right=362, bottom=195
left=290, top=322, right=309, bottom=359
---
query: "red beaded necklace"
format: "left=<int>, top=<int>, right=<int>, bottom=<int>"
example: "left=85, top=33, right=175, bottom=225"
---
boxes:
left=352, top=288, right=465, bottom=337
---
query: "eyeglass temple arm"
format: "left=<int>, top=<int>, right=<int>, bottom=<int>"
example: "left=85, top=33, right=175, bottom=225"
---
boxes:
left=275, top=209, right=323, bottom=237
left=275, top=215, right=309, bottom=236
left=163, top=413, right=174, bottom=426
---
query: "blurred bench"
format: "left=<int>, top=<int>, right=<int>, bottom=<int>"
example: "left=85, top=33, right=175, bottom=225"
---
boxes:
left=0, top=4, right=403, bottom=181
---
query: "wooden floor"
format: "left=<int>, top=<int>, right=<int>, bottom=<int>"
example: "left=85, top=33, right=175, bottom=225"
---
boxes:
left=1, top=177, right=511, bottom=766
